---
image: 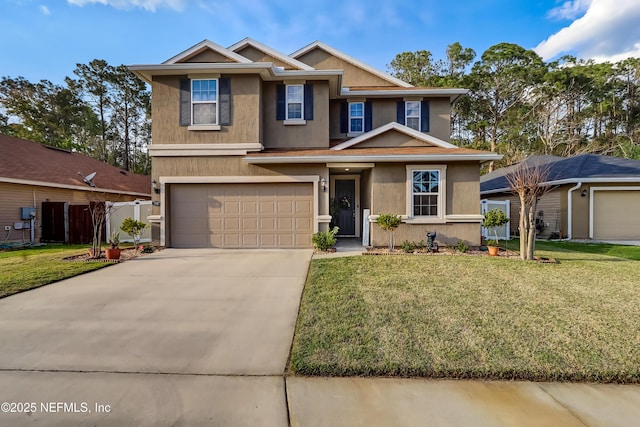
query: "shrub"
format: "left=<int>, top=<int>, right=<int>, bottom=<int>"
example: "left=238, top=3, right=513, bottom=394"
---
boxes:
left=120, top=218, right=148, bottom=250
left=312, top=226, right=339, bottom=251
left=457, top=240, right=469, bottom=253
left=377, top=213, right=402, bottom=250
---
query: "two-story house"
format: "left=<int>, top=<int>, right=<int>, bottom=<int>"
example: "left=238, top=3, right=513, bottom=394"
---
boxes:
left=130, top=38, right=500, bottom=249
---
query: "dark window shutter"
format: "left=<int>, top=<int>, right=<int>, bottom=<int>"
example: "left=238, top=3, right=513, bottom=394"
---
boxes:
left=179, top=78, right=191, bottom=126
left=219, top=77, right=231, bottom=125
left=304, top=83, right=314, bottom=120
left=340, top=101, right=348, bottom=133
left=276, top=84, right=285, bottom=120
left=364, top=101, right=373, bottom=132
left=421, top=100, right=429, bottom=132
left=396, top=101, right=405, bottom=125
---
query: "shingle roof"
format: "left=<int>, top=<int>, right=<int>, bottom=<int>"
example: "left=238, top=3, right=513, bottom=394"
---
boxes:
left=0, top=134, right=151, bottom=196
left=480, top=154, right=640, bottom=193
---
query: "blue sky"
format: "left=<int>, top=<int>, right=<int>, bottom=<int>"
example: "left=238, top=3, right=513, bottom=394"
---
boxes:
left=1, top=0, right=639, bottom=84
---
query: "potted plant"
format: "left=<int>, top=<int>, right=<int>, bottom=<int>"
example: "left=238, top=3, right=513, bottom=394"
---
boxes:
left=105, top=231, right=121, bottom=260
left=483, top=208, right=509, bottom=256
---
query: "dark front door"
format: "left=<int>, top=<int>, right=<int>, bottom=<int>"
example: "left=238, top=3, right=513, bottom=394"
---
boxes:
left=334, top=179, right=356, bottom=235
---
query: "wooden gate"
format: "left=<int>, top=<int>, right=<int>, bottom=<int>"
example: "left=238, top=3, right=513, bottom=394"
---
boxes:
left=41, top=202, right=67, bottom=242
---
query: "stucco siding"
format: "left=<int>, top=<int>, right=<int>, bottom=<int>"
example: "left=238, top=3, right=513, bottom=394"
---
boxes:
left=262, top=81, right=330, bottom=149
left=234, top=46, right=291, bottom=69
left=151, top=75, right=261, bottom=145
left=183, top=50, right=236, bottom=63
left=296, top=48, right=395, bottom=87
left=370, top=222, right=480, bottom=247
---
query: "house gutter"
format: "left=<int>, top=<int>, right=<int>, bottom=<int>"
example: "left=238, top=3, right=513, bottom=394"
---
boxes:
left=565, top=181, right=582, bottom=240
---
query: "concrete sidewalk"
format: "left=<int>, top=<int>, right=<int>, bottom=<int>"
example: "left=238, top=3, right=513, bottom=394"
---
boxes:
left=287, top=377, right=640, bottom=427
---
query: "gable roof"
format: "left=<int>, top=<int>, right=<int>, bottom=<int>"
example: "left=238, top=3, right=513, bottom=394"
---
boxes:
left=291, top=41, right=412, bottom=88
left=331, top=122, right=458, bottom=150
left=163, top=39, right=252, bottom=65
left=228, top=37, right=314, bottom=71
left=0, top=134, right=151, bottom=197
left=481, top=154, right=640, bottom=194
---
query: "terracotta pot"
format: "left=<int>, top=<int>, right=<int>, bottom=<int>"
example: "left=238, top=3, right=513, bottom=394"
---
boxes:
left=105, top=248, right=121, bottom=260
left=487, top=245, right=499, bottom=256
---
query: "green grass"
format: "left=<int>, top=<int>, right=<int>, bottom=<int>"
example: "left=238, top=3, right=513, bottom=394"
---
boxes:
left=290, top=247, right=640, bottom=383
left=0, top=245, right=111, bottom=298
left=533, top=239, right=640, bottom=261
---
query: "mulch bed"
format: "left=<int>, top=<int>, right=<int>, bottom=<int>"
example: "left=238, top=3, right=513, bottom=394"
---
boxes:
left=63, top=247, right=159, bottom=263
left=364, top=246, right=553, bottom=261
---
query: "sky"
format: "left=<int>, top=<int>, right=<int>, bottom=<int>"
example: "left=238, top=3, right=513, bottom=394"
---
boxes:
left=1, top=0, right=640, bottom=84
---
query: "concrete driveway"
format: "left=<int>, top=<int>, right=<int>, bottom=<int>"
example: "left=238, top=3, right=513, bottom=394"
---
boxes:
left=0, top=248, right=311, bottom=426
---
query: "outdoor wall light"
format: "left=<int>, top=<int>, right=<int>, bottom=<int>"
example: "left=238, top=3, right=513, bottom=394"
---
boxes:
left=152, top=180, right=160, bottom=194
left=581, top=189, right=587, bottom=197
left=320, top=177, right=326, bottom=192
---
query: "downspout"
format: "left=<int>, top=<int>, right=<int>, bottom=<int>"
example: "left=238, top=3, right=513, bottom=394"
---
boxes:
left=565, top=182, right=582, bottom=240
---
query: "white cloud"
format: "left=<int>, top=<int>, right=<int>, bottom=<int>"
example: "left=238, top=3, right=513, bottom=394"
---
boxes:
left=547, top=0, right=591, bottom=20
left=67, top=0, right=186, bottom=12
left=536, top=0, right=640, bottom=62
left=39, top=5, right=50, bottom=15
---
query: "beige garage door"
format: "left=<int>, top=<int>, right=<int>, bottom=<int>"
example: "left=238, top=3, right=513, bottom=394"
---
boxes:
left=593, top=190, right=640, bottom=240
left=170, top=183, right=313, bottom=248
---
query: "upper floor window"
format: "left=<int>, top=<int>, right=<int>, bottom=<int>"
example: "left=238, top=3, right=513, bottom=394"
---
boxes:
left=191, top=79, right=218, bottom=125
left=349, top=102, right=364, bottom=133
left=286, top=84, right=304, bottom=120
left=276, top=83, right=313, bottom=124
left=405, top=101, right=421, bottom=131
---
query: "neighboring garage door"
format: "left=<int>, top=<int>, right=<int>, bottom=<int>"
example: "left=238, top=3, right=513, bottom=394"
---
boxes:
left=592, top=190, right=640, bottom=240
left=170, top=183, right=313, bottom=248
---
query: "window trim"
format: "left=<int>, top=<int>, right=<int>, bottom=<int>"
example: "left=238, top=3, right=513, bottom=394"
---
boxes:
left=348, top=101, right=364, bottom=136
left=285, top=84, right=304, bottom=122
left=405, top=101, right=421, bottom=131
left=191, top=78, right=219, bottom=126
left=405, top=165, right=447, bottom=223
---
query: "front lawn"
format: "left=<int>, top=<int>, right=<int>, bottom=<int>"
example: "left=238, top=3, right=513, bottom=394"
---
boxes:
left=0, top=245, right=111, bottom=298
left=290, top=248, right=640, bottom=383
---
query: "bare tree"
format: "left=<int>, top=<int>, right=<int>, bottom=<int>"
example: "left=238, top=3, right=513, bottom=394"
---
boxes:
left=506, top=163, right=550, bottom=260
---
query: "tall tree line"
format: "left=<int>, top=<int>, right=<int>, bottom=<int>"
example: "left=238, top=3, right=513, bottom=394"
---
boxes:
left=388, top=43, right=640, bottom=170
left=0, top=60, right=150, bottom=174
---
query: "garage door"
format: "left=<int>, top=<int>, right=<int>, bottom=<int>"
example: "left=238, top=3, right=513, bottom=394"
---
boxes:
left=592, top=190, right=640, bottom=240
left=170, top=183, right=313, bottom=248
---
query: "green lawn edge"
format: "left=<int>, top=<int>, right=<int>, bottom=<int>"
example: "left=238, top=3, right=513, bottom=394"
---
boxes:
left=0, top=245, right=113, bottom=299
left=289, top=244, right=640, bottom=383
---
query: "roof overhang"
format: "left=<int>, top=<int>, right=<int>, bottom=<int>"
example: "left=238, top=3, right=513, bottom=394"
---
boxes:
left=480, top=177, right=640, bottom=195
left=245, top=153, right=502, bottom=164
left=341, top=87, right=469, bottom=101
left=128, top=63, right=343, bottom=85
left=0, top=177, right=150, bottom=198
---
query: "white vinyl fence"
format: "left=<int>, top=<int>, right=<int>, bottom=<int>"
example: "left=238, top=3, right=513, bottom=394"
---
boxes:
left=106, top=200, right=152, bottom=243
left=481, top=199, right=511, bottom=240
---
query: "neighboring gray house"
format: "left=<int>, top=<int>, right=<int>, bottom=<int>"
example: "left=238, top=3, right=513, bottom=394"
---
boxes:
left=480, top=154, right=640, bottom=240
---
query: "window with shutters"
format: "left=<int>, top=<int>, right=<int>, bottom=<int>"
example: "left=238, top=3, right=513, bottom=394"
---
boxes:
left=405, top=101, right=420, bottom=131
left=286, top=84, right=304, bottom=120
left=192, top=79, right=218, bottom=125
left=349, top=102, right=364, bottom=134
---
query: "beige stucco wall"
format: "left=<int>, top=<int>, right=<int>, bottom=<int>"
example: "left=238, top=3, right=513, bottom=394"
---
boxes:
left=368, top=162, right=481, bottom=246
left=151, top=75, right=261, bottom=145
left=261, top=81, right=330, bottom=149
left=183, top=50, right=235, bottom=63
left=234, top=46, right=292, bottom=69
left=0, top=182, right=144, bottom=243
left=296, top=48, right=395, bottom=87
left=354, top=132, right=427, bottom=148
left=152, top=155, right=329, bottom=220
